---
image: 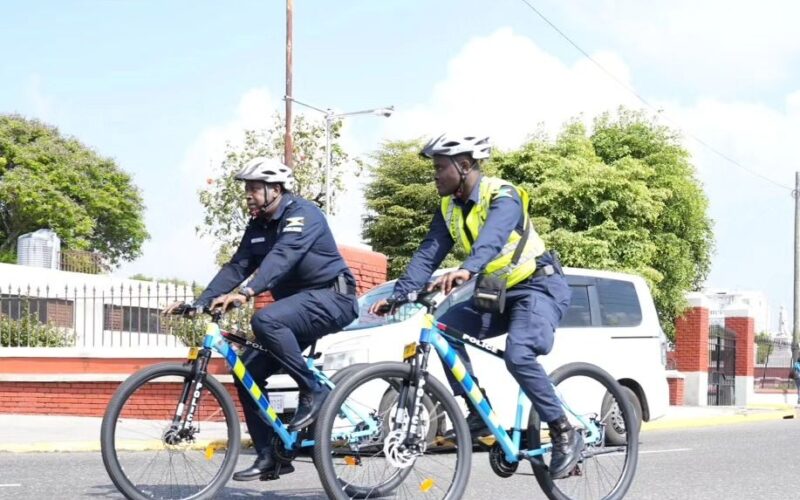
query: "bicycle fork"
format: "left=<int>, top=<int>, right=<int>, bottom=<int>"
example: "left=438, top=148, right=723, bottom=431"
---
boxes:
left=165, top=349, right=212, bottom=444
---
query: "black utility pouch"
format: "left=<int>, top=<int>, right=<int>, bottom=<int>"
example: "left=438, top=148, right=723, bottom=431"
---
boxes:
left=472, top=223, right=531, bottom=314
left=473, top=274, right=508, bottom=314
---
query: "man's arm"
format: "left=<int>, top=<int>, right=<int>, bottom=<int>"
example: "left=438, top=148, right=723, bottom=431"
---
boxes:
left=195, top=229, right=259, bottom=307
left=392, top=210, right=454, bottom=299
left=459, top=186, right=522, bottom=275
left=245, top=205, right=324, bottom=295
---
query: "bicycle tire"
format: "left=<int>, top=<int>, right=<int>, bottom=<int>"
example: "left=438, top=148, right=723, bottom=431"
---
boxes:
left=313, top=361, right=472, bottom=500
left=101, top=362, right=241, bottom=500
left=527, top=362, right=639, bottom=500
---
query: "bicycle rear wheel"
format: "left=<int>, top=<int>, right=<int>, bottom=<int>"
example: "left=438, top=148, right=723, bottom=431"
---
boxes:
left=101, top=362, right=240, bottom=500
left=314, top=362, right=471, bottom=499
left=527, top=362, right=639, bottom=500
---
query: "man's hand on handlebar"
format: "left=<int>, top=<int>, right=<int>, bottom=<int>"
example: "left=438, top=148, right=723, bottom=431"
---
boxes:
left=427, top=269, right=472, bottom=296
left=368, top=298, right=397, bottom=317
left=210, top=293, right=246, bottom=313
left=162, top=301, right=198, bottom=317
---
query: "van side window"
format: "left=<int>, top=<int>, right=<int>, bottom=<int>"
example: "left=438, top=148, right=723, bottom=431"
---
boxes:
left=562, top=285, right=591, bottom=327
left=345, top=286, right=423, bottom=331
left=597, top=278, right=642, bottom=327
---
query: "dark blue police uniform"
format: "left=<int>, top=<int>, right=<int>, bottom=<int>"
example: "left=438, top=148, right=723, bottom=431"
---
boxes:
left=391, top=177, right=571, bottom=423
left=196, top=193, right=358, bottom=454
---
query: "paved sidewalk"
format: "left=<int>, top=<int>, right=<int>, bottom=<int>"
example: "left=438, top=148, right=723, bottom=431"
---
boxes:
left=0, top=404, right=796, bottom=453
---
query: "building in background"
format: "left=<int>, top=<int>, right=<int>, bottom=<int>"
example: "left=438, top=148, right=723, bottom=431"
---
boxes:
left=702, top=288, right=771, bottom=334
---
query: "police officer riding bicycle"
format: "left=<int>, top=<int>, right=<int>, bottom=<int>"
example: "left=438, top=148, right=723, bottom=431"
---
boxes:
left=369, top=134, right=582, bottom=479
left=167, top=157, right=358, bottom=481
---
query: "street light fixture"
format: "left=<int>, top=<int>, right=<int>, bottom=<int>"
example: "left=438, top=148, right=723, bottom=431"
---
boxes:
left=284, top=95, right=394, bottom=215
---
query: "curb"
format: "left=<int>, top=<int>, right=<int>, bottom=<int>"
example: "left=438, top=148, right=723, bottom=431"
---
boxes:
left=642, top=407, right=796, bottom=432
left=0, top=438, right=255, bottom=454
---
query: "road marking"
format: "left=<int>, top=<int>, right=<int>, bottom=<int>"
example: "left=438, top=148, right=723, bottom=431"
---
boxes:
left=640, top=447, right=692, bottom=455
left=0, top=484, right=21, bottom=487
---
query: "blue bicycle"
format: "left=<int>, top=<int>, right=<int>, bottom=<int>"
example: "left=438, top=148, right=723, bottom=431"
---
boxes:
left=313, top=284, right=639, bottom=500
left=100, top=305, right=391, bottom=500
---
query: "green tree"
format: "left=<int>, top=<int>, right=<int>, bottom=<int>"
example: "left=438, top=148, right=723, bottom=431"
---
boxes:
left=362, top=140, right=470, bottom=278
left=198, top=113, right=360, bottom=264
left=755, top=332, right=773, bottom=365
left=0, top=114, right=148, bottom=268
left=363, top=109, right=713, bottom=340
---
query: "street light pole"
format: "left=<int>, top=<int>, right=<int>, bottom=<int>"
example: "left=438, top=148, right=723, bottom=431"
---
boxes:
left=325, top=114, right=333, bottom=214
left=283, top=96, right=394, bottom=216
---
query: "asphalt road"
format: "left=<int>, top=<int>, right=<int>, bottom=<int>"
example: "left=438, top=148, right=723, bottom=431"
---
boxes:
left=1, top=419, right=798, bottom=499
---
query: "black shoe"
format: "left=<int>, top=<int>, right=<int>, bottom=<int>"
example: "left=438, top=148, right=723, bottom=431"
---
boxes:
left=548, top=417, right=583, bottom=479
left=288, top=384, right=330, bottom=431
left=232, top=453, right=295, bottom=481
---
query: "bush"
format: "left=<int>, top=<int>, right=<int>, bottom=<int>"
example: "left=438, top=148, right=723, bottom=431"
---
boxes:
left=0, top=313, right=75, bottom=347
left=164, top=305, right=255, bottom=347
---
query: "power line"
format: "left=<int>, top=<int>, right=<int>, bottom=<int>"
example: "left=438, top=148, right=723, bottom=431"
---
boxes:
left=517, top=0, right=793, bottom=192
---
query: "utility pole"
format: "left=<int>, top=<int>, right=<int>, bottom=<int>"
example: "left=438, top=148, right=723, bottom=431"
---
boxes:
left=284, top=0, right=293, bottom=168
left=793, top=171, right=800, bottom=364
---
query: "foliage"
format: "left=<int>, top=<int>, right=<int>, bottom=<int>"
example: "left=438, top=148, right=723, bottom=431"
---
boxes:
left=197, top=113, right=361, bottom=265
left=0, top=114, right=148, bottom=267
left=130, top=274, right=204, bottom=299
left=363, top=109, right=713, bottom=340
left=0, top=312, right=75, bottom=347
left=362, top=140, right=469, bottom=278
left=163, top=304, right=255, bottom=347
left=755, top=332, right=774, bottom=364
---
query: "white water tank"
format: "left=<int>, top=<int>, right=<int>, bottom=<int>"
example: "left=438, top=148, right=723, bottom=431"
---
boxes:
left=17, top=229, right=61, bottom=269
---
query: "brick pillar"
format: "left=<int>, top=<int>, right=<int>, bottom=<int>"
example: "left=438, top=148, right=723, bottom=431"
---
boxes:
left=674, top=292, right=710, bottom=405
left=667, top=375, right=685, bottom=405
left=253, top=245, right=387, bottom=310
left=724, top=307, right=755, bottom=407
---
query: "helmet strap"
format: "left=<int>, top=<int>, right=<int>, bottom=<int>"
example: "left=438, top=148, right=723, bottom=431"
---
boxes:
left=451, top=157, right=476, bottom=198
left=257, top=183, right=282, bottom=218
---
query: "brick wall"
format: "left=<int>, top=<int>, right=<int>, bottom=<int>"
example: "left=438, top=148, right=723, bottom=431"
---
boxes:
left=254, top=245, right=387, bottom=309
left=0, top=381, right=246, bottom=420
left=667, top=376, right=685, bottom=405
left=675, top=306, right=709, bottom=372
left=725, top=316, right=755, bottom=377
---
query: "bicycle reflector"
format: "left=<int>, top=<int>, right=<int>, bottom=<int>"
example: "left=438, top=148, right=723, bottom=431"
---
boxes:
left=420, top=478, right=435, bottom=492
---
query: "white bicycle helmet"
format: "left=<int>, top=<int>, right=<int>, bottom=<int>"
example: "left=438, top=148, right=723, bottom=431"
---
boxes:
left=420, top=134, right=491, bottom=160
left=234, top=157, right=295, bottom=191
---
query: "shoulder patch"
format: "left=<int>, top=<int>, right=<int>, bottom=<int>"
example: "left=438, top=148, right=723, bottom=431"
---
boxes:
left=283, top=216, right=305, bottom=233
left=494, top=186, right=515, bottom=199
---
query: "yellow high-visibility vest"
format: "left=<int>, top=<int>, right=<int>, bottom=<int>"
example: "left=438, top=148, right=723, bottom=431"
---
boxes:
left=441, top=176, right=545, bottom=287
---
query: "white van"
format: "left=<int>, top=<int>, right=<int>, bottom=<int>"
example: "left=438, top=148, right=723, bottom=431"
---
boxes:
left=268, top=267, right=669, bottom=436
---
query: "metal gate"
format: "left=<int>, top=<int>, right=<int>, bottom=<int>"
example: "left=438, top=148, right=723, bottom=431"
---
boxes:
left=708, top=326, right=736, bottom=406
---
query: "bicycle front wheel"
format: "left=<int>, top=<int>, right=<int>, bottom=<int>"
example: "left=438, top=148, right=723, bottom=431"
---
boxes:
left=101, top=362, right=241, bottom=500
left=527, top=362, right=639, bottom=500
left=313, top=362, right=471, bottom=499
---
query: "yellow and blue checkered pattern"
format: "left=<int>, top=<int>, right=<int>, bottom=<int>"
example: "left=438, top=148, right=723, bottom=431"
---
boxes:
left=428, top=318, right=515, bottom=453
left=218, top=342, right=284, bottom=431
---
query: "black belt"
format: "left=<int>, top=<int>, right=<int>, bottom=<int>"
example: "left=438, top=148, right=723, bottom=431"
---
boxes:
left=532, top=250, right=561, bottom=279
left=330, top=274, right=357, bottom=295
left=532, top=264, right=556, bottom=279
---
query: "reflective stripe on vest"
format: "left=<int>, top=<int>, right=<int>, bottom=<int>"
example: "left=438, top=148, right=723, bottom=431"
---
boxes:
left=441, top=176, right=545, bottom=287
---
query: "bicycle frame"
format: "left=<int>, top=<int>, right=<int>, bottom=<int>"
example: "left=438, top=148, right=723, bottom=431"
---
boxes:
left=184, top=322, right=375, bottom=452
left=414, top=312, right=601, bottom=464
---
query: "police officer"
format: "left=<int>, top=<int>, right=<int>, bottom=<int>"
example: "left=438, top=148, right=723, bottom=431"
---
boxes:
left=185, top=157, right=358, bottom=481
left=369, top=134, right=580, bottom=479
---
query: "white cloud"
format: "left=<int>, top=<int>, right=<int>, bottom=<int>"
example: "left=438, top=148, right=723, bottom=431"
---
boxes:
left=26, top=74, right=54, bottom=121
left=383, top=28, right=639, bottom=148
left=179, top=88, right=278, bottom=187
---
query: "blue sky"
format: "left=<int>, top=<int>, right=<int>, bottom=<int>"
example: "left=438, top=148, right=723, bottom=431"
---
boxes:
left=2, top=1, right=799, bottom=330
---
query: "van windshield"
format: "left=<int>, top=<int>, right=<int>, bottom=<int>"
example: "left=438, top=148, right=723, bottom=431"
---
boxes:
left=343, top=283, right=425, bottom=331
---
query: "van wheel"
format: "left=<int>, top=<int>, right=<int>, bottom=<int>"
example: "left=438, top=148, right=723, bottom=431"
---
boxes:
left=601, top=385, right=642, bottom=446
